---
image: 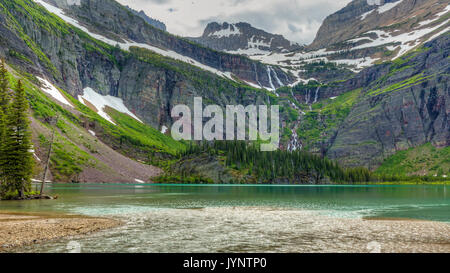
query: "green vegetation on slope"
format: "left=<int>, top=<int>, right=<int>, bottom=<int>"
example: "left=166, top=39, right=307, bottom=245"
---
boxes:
left=297, top=88, right=361, bottom=151
left=0, top=0, right=59, bottom=76
left=6, top=64, right=184, bottom=181
left=375, top=143, right=450, bottom=177
left=174, top=141, right=373, bottom=184
left=106, top=108, right=184, bottom=155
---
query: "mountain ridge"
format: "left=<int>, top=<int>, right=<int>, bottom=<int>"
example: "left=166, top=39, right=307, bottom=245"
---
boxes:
left=0, top=0, right=448, bottom=183
left=40, top=0, right=296, bottom=91
left=189, top=22, right=302, bottom=55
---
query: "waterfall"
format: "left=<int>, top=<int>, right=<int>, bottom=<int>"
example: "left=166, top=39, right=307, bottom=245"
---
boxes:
left=254, top=63, right=262, bottom=88
left=313, top=86, right=320, bottom=103
left=305, top=89, right=310, bottom=104
left=267, top=66, right=275, bottom=90
left=270, top=66, right=284, bottom=87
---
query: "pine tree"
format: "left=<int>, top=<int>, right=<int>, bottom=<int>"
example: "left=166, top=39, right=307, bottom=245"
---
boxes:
left=2, top=80, right=33, bottom=198
left=0, top=59, right=9, bottom=194
left=0, top=60, right=9, bottom=109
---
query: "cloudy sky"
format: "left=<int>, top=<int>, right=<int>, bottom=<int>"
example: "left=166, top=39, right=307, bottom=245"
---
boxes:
left=117, top=0, right=352, bottom=45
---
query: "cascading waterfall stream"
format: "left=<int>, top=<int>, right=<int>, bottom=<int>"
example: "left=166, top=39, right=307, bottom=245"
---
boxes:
left=270, top=66, right=284, bottom=87
left=254, top=63, right=262, bottom=88
left=305, top=89, right=310, bottom=105
left=267, top=66, right=275, bottom=90
left=313, top=86, right=320, bottom=103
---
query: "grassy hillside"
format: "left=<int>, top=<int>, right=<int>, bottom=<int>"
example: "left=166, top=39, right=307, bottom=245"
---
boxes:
left=297, top=88, right=362, bottom=151
left=6, top=65, right=183, bottom=182
left=375, top=143, right=450, bottom=177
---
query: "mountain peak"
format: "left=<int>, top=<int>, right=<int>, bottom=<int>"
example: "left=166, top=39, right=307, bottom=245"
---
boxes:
left=125, top=6, right=166, bottom=32
left=310, top=0, right=448, bottom=50
left=191, top=21, right=302, bottom=55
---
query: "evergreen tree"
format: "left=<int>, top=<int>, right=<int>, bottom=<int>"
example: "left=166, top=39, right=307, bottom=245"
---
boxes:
left=0, top=60, right=9, bottom=109
left=0, top=59, right=9, bottom=194
left=1, top=80, right=33, bottom=198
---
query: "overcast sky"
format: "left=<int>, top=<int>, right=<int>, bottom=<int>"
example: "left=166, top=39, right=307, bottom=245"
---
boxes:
left=116, top=0, right=352, bottom=45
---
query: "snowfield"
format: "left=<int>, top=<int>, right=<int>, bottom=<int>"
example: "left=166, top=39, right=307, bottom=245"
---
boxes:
left=32, top=0, right=239, bottom=82
left=79, top=87, right=143, bottom=125
left=208, top=24, right=241, bottom=38
left=352, top=19, right=450, bottom=58
left=33, top=0, right=291, bottom=91
left=32, top=0, right=449, bottom=92
left=37, top=77, right=73, bottom=108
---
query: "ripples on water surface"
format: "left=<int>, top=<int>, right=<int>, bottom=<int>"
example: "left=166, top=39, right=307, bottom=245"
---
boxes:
left=3, top=184, right=450, bottom=253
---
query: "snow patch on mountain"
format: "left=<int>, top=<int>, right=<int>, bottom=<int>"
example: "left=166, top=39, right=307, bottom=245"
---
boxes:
left=248, top=36, right=272, bottom=49
left=208, top=24, right=241, bottom=38
left=377, top=0, right=403, bottom=14
left=66, top=0, right=80, bottom=6
left=79, top=87, right=143, bottom=125
left=33, top=0, right=237, bottom=83
left=366, top=0, right=382, bottom=5
left=416, top=4, right=449, bottom=28
left=37, top=77, right=73, bottom=107
left=436, top=4, right=450, bottom=17
left=352, top=19, right=450, bottom=58
left=363, top=0, right=404, bottom=19
left=360, top=10, right=375, bottom=21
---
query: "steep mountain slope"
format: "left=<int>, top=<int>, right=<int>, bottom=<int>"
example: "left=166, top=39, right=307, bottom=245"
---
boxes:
left=189, top=22, right=302, bottom=56
left=124, top=5, right=166, bottom=32
left=296, top=34, right=449, bottom=171
left=38, top=0, right=296, bottom=90
left=0, top=0, right=304, bottom=182
left=241, top=0, right=450, bottom=81
left=0, top=0, right=296, bottom=130
left=310, top=0, right=449, bottom=50
left=5, top=63, right=168, bottom=183
left=0, top=0, right=447, bottom=182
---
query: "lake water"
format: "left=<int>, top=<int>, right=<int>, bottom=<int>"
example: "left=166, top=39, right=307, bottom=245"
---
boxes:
left=2, top=184, right=450, bottom=253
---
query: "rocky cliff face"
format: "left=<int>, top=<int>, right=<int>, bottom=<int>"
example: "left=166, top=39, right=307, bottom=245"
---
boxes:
left=315, top=35, right=449, bottom=168
left=43, top=0, right=296, bottom=90
left=310, top=0, right=447, bottom=50
left=0, top=0, right=448, bottom=174
left=189, top=22, right=302, bottom=55
left=250, top=0, right=449, bottom=76
left=0, top=0, right=294, bottom=130
left=125, top=6, right=166, bottom=32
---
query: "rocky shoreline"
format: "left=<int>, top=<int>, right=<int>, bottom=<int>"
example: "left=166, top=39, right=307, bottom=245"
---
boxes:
left=0, top=211, right=122, bottom=252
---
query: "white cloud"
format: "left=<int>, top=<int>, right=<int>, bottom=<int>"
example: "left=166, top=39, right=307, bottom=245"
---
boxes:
left=116, top=0, right=352, bottom=44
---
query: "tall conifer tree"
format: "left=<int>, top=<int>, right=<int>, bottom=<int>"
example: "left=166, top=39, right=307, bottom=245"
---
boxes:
left=2, top=80, right=33, bottom=198
left=0, top=60, right=9, bottom=194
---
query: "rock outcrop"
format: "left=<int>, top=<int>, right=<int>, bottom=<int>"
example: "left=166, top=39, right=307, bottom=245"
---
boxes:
left=125, top=6, right=166, bottom=32
left=45, top=0, right=296, bottom=89
left=189, top=22, right=302, bottom=55
left=310, top=0, right=446, bottom=50
left=325, top=35, right=449, bottom=168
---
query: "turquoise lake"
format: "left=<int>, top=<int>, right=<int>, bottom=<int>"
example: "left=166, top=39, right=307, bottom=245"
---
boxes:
left=2, top=184, right=449, bottom=252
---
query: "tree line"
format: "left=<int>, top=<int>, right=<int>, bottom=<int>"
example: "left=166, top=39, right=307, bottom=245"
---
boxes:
left=180, top=140, right=372, bottom=184
left=0, top=60, right=34, bottom=199
left=180, top=141, right=448, bottom=184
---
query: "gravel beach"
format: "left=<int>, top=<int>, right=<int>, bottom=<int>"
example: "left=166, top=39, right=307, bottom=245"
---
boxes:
left=0, top=211, right=121, bottom=252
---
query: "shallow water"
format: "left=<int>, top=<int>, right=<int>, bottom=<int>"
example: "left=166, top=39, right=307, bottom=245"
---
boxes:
left=2, top=184, right=450, bottom=253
